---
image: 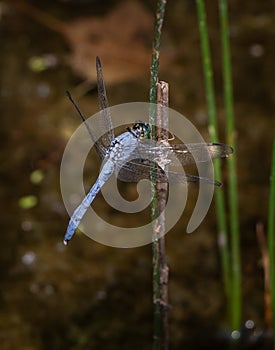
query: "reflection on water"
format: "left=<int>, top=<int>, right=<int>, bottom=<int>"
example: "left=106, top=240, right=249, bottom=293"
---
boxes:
left=1, top=1, right=275, bottom=349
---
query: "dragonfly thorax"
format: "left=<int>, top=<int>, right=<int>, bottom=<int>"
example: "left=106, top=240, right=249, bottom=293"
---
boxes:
left=106, top=132, right=138, bottom=162
left=127, top=121, right=151, bottom=139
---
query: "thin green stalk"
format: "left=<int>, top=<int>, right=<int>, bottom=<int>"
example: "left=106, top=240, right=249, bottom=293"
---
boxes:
left=195, top=0, right=231, bottom=309
left=149, top=0, right=166, bottom=107
left=219, top=0, right=241, bottom=332
left=268, top=137, right=275, bottom=349
left=149, top=1, right=168, bottom=349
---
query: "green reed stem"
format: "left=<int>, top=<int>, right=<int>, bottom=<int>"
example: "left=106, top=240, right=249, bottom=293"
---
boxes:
left=149, top=0, right=166, bottom=108
left=219, top=0, right=241, bottom=331
left=268, top=137, right=275, bottom=348
left=149, top=0, right=168, bottom=349
left=196, top=0, right=231, bottom=311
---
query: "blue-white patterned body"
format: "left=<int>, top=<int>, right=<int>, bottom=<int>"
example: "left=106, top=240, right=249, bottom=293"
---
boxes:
left=64, top=131, right=139, bottom=244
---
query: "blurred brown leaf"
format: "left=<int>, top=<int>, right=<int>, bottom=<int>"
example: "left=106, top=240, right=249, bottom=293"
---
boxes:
left=14, top=0, right=174, bottom=83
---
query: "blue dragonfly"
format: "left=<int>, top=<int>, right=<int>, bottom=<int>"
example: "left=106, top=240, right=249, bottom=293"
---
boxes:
left=63, top=57, right=233, bottom=244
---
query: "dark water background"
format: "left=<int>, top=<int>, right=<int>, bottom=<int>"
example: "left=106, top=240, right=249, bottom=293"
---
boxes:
left=1, top=0, right=275, bottom=349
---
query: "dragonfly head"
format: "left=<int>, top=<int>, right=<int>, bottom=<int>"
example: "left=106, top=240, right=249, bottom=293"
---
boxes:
left=127, top=121, right=151, bottom=139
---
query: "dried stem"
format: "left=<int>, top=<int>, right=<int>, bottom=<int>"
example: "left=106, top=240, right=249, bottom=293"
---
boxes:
left=152, top=82, right=169, bottom=350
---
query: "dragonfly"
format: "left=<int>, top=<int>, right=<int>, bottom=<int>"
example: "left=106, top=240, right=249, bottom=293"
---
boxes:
left=63, top=56, right=233, bottom=245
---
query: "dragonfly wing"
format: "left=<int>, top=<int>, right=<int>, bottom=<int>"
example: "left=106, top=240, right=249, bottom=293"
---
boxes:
left=66, top=90, right=107, bottom=160
left=64, top=159, right=115, bottom=244
left=170, top=142, right=233, bottom=165
left=116, top=159, right=221, bottom=186
left=133, top=141, right=233, bottom=166
left=96, top=57, right=114, bottom=149
left=168, top=171, right=222, bottom=186
left=116, top=159, right=168, bottom=182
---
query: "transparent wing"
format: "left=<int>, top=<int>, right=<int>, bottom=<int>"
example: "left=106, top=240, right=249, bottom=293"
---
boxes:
left=113, top=142, right=232, bottom=186
left=78, top=57, right=113, bottom=160
left=169, top=142, right=233, bottom=164
left=96, top=56, right=114, bottom=149
left=65, top=90, right=107, bottom=160
left=130, top=141, right=233, bottom=166
left=115, top=158, right=222, bottom=186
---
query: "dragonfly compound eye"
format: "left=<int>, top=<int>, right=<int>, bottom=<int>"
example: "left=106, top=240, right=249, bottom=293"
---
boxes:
left=132, top=122, right=151, bottom=139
